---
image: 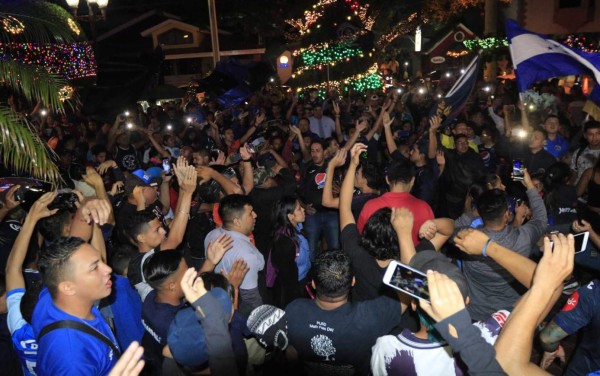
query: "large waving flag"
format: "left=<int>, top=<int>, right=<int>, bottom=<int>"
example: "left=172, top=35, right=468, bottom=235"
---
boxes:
left=506, top=19, right=600, bottom=104
left=430, top=54, right=481, bottom=126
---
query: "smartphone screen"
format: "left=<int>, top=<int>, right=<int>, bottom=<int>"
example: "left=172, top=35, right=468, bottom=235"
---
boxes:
left=549, top=231, right=589, bottom=254
left=512, top=159, right=524, bottom=181
left=383, top=261, right=430, bottom=302
left=162, top=158, right=172, bottom=175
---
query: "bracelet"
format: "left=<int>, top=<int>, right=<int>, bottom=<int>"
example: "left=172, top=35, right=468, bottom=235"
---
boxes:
left=482, top=238, right=493, bottom=257
left=242, top=158, right=252, bottom=162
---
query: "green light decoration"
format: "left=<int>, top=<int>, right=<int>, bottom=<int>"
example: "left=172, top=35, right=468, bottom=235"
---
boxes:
left=300, top=43, right=364, bottom=66
left=463, top=37, right=509, bottom=50
left=349, top=73, right=382, bottom=91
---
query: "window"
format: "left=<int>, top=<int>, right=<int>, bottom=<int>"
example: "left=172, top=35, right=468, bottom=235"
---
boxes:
left=157, top=28, right=193, bottom=46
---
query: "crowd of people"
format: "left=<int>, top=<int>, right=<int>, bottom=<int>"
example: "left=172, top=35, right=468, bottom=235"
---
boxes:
left=0, top=75, right=599, bottom=376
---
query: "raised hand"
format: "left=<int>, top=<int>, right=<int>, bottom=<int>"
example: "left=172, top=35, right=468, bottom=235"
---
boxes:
left=382, top=112, right=395, bottom=129
left=178, top=166, right=198, bottom=194
left=332, top=101, right=340, bottom=116
left=356, top=119, right=368, bottom=133
left=435, top=149, right=445, bottom=166
left=240, top=144, right=253, bottom=161
left=206, top=233, right=234, bottom=265
left=391, top=207, right=414, bottom=235
left=349, top=143, right=367, bottom=166
left=429, top=115, right=442, bottom=132
left=80, top=198, right=112, bottom=225
left=97, top=160, right=118, bottom=175
left=28, top=191, right=59, bottom=222
left=419, top=271, right=466, bottom=322
left=328, top=149, right=347, bottom=168
left=3, top=185, right=21, bottom=211
left=180, top=267, right=207, bottom=304
left=83, top=166, right=105, bottom=191
left=533, top=233, right=574, bottom=291
left=132, top=186, right=145, bottom=207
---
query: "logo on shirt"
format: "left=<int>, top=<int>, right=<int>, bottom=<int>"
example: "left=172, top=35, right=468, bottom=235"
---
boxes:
left=562, top=291, right=579, bottom=312
left=491, top=310, right=509, bottom=327
left=314, top=172, right=327, bottom=189
left=554, top=145, right=562, bottom=151
left=311, top=334, right=336, bottom=361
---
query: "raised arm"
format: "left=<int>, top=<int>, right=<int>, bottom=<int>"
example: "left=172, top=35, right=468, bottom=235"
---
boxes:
left=332, top=101, right=344, bottom=144
left=454, top=228, right=537, bottom=288
left=339, top=143, right=366, bottom=229
left=428, top=115, right=442, bottom=159
left=162, top=162, right=197, bottom=250
left=290, top=125, right=310, bottom=162
left=6, top=192, right=58, bottom=291
left=239, top=146, right=254, bottom=194
left=494, top=234, right=574, bottom=376
left=0, top=185, right=21, bottom=223
left=322, top=149, right=347, bottom=209
left=196, top=166, right=243, bottom=195
left=391, top=207, right=415, bottom=264
left=382, top=112, right=398, bottom=156
left=143, top=129, right=171, bottom=159
left=286, top=96, right=298, bottom=122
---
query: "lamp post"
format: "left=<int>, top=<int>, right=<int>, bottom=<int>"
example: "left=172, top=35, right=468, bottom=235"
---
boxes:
left=65, top=0, right=109, bottom=42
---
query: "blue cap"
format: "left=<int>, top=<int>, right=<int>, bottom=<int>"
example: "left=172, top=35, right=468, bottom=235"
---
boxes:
left=167, top=288, right=232, bottom=367
left=131, top=169, right=161, bottom=187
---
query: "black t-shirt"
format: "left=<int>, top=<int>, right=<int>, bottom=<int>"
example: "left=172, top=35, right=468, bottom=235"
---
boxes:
left=299, top=162, right=329, bottom=211
left=341, top=223, right=434, bottom=303
left=286, top=296, right=402, bottom=376
left=351, top=193, right=378, bottom=219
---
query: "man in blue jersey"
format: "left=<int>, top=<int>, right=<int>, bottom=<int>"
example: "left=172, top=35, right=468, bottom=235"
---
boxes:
left=33, top=236, right=118, bottom=375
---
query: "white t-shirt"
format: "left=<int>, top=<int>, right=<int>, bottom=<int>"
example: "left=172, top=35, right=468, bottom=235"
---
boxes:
left=371, top=309, right=510, bottom=376
left=308, top=115, right=336, bottom=139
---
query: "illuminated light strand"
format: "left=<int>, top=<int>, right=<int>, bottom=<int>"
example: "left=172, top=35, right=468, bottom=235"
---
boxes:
left=376, top=12, right=425, bottom=47
left=58, top=85, right=74, bottom=101
left=0, top=42, right=97, bottom=80
left=446, top=50, right=469, bottom=58
left=463, top=37, right=508, bottom=50
left=67, top=18, right=81, bottom=36
left=300, top=43, right=364, bottom=66
left=2, top=16, right=25, bottom=35
left=295, top=64, right=382, bottom=92
left=563, top=35, right=600, bottom=53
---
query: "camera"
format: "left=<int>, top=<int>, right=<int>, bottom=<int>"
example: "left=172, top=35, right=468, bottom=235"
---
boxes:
left=48, top=192, right=79, bottom=212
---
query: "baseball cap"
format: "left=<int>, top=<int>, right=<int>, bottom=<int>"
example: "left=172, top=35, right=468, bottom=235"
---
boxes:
left=253, top=167, right=275, bottom=187
left=167, top=288, right=233, bottom=368
left=124, top=169, right=162, bottom=195
left=247, top=304, right=288, bottom=351
left=409, top=250, right=469, bottom=300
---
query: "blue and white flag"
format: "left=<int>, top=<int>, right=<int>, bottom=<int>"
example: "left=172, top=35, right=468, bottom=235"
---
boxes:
left=506, top=18, right=600, bottom=103
left=430, top=54, right=481, bottom=125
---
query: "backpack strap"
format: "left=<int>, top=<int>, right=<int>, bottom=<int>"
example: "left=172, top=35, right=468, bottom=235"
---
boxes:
left=38, top=320, right=120, bottom=356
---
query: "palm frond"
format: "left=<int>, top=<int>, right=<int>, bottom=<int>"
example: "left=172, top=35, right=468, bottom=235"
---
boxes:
left=0, top=1, right=85, bottom=44
left=0, top=105, right=61, bottom=185
left=0, top=59, right=66, bottom=111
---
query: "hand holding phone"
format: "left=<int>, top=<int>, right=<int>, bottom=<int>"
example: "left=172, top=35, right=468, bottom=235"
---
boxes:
left=512, top=159, right=524, bottom=181
left=418, top=271, right=466, bottom=322
left=383, top=261, right=430, bottom=303
left=162, top=158, right=172, bottom=176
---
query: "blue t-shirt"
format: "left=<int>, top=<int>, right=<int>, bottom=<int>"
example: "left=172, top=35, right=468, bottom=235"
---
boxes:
left=545, top=134, right=569, bottom=159
left=141, top=290, right=185, bottom=363
left=553, top=279, right=600, bottom=376
left=7, top=289, right=37, bottom=376
left=32, top=287, right=119, bottom=375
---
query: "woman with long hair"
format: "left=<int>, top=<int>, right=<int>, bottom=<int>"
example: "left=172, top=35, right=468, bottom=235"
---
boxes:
left=267, top=195, right=311, bottom=309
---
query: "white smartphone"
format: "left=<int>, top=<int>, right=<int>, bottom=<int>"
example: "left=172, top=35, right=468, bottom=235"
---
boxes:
left=549, top=231, right=589, bottom=254
left=383, top=261, right=430, bottom=303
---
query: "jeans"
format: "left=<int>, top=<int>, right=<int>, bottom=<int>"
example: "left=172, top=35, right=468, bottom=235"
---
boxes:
left=304, top=210, right=340, bottom=262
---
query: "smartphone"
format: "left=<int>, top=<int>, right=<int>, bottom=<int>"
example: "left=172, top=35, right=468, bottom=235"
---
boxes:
left=245, top=144, right=256, bottom=154
left=549, top=231, right=589, bottom=254
left=162, top=158, right=172, bottom=175
left=383, top=261, right=430, bottom=303
left=512, top=159, right=524, bottom=181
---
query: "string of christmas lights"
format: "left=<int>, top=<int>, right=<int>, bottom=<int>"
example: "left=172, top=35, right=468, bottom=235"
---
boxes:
left=446, top=50, right=469, bottom=58
left=2, top=16, right=25, bottom=35
left=563, top=35, right=600, bottom=53
left=0, top=42, right=96, bottom=80
left=295, top=63, right=382, bottom=92
left=300, top=43, right=364, bottom=66
left=463, top=37, right=508, bottom=50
